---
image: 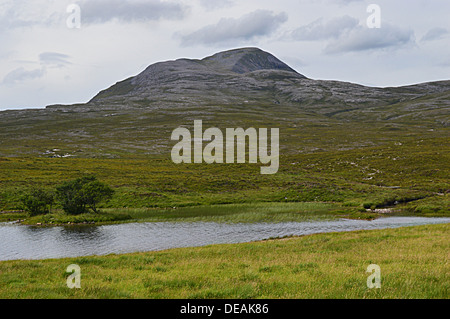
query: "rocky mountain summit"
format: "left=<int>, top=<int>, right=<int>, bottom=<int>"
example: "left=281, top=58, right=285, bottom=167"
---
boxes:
left=87, top=47, right=304, bottom=107
left=61, top=47, right=447, bottom=122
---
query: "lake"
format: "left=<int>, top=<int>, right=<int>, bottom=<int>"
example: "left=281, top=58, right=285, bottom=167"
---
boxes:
left=0, top=216, right=449, bottom=261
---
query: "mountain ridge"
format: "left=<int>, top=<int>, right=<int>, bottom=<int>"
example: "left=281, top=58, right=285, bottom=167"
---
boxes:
left=88, top=47, right=304, bottom=104
left=0, top=47, right=448, bottom=158
left=81, top=47, right=449, bottom=115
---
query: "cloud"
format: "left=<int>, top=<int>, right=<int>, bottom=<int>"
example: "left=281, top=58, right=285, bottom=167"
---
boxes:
left=78, top=0, right=187, bottom=24
left=2, top=67, right=46, bottom=85
left=198, top=0, right=235, bottom=11
left=0, top=0, right=61, bottom=29
left=1, top=52, right=71, bottom=85
left=289, top=16, right=415, bottom=54
left=0, top=0, right=187, bottom=30
left=421, top=27, right=449, bottom=42
left=179, top=10, right=288, bottom=46
left=39, top=52, right=72, bottom=68
left=291, top=15, right=359, bottom=40
left=324, top=23, right=415, bottom=54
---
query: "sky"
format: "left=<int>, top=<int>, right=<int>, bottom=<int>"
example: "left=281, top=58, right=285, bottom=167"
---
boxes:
left=0, top=0, right=449, bottom=110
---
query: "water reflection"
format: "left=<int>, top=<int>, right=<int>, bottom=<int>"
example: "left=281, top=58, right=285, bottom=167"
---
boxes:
left=58, top=225, right=103, bottom=237
left=0, top=217, right=449, bottom=261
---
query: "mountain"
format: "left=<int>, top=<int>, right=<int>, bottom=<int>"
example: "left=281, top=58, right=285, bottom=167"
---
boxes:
left=87, top=47, right=304, bottom=107
left=0, top=47, right=449, bottom=158
left=54, top=47, right=449, bottom=121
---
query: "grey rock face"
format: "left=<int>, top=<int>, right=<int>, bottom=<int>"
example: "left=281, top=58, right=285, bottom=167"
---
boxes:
left=89, top=48, right=306, bottom=106
left=201, top=47, right=300, bottom=74
left=86, top=47, right=449, bottom=122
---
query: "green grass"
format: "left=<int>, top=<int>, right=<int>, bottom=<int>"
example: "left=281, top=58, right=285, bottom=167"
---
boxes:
left=0, top=223, right=448, bottom=298
left=1, top=136, right=448, bottom=213
left=104, top=202, right=347, bottom=223
left=1, top=133, right=448, bottom=224
left=399, top=195, right=450, bottom=216
left=6, top=202, right=372, bottom=225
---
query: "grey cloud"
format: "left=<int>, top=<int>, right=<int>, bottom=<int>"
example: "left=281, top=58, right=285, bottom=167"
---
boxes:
left=0, top=1, right=60, bottom=29
left=421, top=27, right=449, bottom=42
left=78, top=0, right=187, bottom=24
left=39, top=52, right=71, bottom=68
left=291, top=15, right=359, bottom=40
left=2, top=67, right=46, bottom=85
left=0, top=5, right=35, bottom=29
left=199, top=0, right=234, bottom=11
left=179, top=10, right=288, bottom=46
left=0, top=0, right=185, bottom=30
left=2, top=52, right=71, bottom=85
left=324, top=24, right=415, bottom=54
left=289, top=16, right=414, bottom=54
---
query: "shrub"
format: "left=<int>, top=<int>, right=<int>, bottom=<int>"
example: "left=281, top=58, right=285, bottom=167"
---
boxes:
left=56, top=175, right=114, bottom=215
left=21, top=189, right=54, bottom=216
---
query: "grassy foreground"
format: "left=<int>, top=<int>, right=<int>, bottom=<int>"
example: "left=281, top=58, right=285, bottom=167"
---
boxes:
left=0, top=223, right=448, bottom=299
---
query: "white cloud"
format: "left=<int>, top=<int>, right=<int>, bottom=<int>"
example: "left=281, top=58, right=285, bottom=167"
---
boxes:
left=421, top=27, right=449, bottom=42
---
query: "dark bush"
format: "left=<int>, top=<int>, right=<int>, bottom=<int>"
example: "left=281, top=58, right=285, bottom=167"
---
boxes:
left=21, top=189, right=54, bottom=216
left=56, top=175, right=114, bottom=215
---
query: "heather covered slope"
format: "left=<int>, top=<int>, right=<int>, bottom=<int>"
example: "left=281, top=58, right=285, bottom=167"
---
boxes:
left=0, top=48, right=448, bottom=215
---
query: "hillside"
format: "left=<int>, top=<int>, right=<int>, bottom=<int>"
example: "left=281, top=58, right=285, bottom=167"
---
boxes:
left=0, top=47, right=448, bottom=159
left=0, top=47, right=449, bottom=214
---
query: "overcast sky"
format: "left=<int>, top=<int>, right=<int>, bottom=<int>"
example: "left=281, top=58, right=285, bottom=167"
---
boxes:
left=1, top=0, right=449, bottom=110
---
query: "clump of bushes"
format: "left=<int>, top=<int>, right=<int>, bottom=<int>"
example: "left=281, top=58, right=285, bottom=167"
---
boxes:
left=21, top=175, right=114, bottom=216
left=21, top=189, right=54, bottom=216
left=56, top=175, right=114, bottom=215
